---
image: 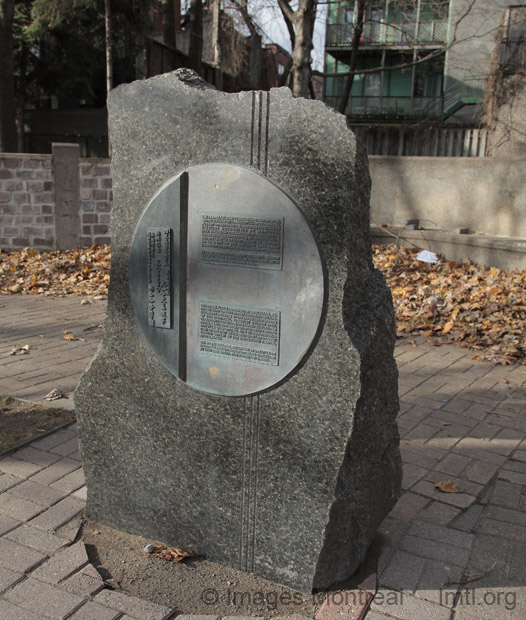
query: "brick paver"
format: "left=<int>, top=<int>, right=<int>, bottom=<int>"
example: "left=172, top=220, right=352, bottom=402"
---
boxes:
left=7, top=479, right=66, bottom=507
left=28, top=496, right=84, bottom=532
left=31, top=541, right=89, bottom=584
left=67, top=601, right=121, bottom=620
left=0, top=599, right=48, bottom=620
left=0, top=537, right=46, bottom=573
left=4, top=524, right=68, bottom=554
left=1, top=297, right=526, bottom=620
left=0, top=566, right=23, bottom=595
left=5, top=578, right=86, bottom=619
left=0, top=492, right=44, bottom=521
left=93, top=589, right=174, bottom=620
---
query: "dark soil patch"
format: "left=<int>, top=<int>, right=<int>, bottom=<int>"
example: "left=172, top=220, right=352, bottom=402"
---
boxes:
left=82, top=520, right=328, bottom=618
left=82, top=520, right=381, bottom=619
left=0, top=395, right=74, bottom=454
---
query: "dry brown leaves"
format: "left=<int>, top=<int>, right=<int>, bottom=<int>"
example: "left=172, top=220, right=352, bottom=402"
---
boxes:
left=0, top=245, right=110, bottom=297
left=373, top=244, right=526, bottom=365
left=1, top=243, right=525, bottom=365
left=434, top=477, right=461, bottom=493
left=150, top=544, right=200, bottom=564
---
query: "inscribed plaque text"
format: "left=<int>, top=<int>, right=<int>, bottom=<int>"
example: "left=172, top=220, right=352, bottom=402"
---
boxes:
left=201, top=215, right=283, bottom=269
left=199, top=302, right=280, bottom=365
left=147, top=228, right=172, bottom=328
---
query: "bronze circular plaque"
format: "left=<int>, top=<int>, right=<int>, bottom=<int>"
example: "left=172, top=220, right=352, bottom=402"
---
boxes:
left=129, top=164, right=326, bottom=397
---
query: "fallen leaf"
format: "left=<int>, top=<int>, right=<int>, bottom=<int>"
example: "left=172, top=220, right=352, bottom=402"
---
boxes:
left=64, top=333, right=78, bottom=341
left=435, top=477, right=460, bottom=493
left=442, top=321, right=454, bottom=334
left=7, top=344, right=30, bottom=356
left=150, top=544, right=200, bottom=564
left=45, top=388, right=64, bottom=401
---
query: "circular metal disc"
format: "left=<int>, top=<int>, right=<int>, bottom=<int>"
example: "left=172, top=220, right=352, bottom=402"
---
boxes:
left=129, top=164, right=326, bottom=397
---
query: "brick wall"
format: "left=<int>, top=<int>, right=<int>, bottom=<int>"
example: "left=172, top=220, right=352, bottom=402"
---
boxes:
left=79, top=159, right=112, bottom=247
left=0, top=154, right=54, bottom=249
left=0, top=149, right=112, bottom=251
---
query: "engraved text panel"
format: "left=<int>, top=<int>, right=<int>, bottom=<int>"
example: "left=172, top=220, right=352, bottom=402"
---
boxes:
left=147, top=227, right=172, bottom=328
left=201, top=215, right=283, bottom=269
left=199, top=302, right=280, bottom=366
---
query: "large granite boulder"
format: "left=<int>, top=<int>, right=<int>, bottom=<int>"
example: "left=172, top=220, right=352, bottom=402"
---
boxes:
left=76, top=69, right=401, bottom=594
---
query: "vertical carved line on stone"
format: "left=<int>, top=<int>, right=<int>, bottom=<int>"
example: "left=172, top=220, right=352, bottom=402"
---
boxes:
left=250, top=92, right=256, bottom=167
left=244, top=395, right=256, bottom=572
left=178, top=172, right=189, bottom=381
left=250, top=394, right=261, bottom=573
left=257, top=92, right=263, bottom=170
left=264, top=91, right=270, bottom=177
left=239, top=396, right=248, bottom=570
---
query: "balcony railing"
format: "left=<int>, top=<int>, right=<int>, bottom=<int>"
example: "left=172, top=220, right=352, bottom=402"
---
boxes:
left=325, top=76, right=486, bottom=121
left=326, top=20, right=448, bottom=47
left=325, top=95, right=444, bottom=120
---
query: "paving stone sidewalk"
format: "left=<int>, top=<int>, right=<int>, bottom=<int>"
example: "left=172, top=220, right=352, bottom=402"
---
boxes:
left=1, top=295, right=525, bottom=620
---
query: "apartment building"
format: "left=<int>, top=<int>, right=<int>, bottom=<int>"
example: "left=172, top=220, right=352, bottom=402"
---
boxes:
left=324, top=0, right=526, bottom=124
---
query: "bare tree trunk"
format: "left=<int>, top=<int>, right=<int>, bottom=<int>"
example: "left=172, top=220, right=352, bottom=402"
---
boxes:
left=105, top=0, right=113, bottom=156
left=338, top=0, right=366, bottom=115
left=291, top=0, right=316, bottom=98
left=162, top=0, right=177, bottom=50
left=188, top=0, right=203, bottom=75
left=16, top=42, right=28, bottom=152
left=0, top=0, right=17, bottom=152
left=105, top=0, right=113, bottom=95
left=277, top=0, right=317, bottom=98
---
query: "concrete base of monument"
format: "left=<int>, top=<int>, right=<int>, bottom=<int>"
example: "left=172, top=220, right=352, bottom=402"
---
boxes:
left=82, top=518, right=381, bottom=619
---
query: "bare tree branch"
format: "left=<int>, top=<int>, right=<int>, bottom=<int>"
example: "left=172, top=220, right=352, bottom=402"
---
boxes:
left=338, top=0, right=365, bottom=114
left=276, top=0, right=295, bottom=26
left=229, top=0, right=259, bottom=38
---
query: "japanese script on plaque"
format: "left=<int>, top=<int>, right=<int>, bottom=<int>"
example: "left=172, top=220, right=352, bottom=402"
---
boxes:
left=147, top=228, right=172, bottom=329
left=199, top=302, right=280, bottom=366
left=200, top=215, right=283, bottom=270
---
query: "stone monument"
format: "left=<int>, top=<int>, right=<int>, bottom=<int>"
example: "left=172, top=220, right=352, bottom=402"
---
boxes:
left=76, top=69, right=401, bottom=594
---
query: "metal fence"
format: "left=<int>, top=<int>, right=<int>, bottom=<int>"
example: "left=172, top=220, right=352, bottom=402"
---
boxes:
left=349, top=125, right=488, bottom=157
left=326, top=19, right=448, bottom=47
left=326, top=95, right=444, bottom=120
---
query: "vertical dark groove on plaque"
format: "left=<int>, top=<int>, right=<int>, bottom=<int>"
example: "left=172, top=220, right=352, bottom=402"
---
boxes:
left=257, top=92, right=263, bottom=170
left=178, top=172, right=189, bottom=381
left=264, top=92, right=270, bottom=177
left=250, top=394, right=261, bottom=572
left=239, top=397, right=248, bottom=570
left=250, top=92, right=256, bottom=167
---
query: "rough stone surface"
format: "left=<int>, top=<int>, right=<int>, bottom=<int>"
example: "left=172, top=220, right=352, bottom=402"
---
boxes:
left=76, top=70, right=401, bottom=593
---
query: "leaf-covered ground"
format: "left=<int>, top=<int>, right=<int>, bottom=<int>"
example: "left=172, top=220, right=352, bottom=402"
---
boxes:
left=0, top=245, right=110, bottom=298
left=373, top=245, right=526, bottom=365
left=1, top=244, right=525, bottom=365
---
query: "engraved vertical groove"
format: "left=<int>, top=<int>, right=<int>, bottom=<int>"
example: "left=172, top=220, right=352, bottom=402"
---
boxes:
left=178, top=172, right=189, bottom=381
left=250, top=92, right=256, bottom=167
left=239, top=397, right=248, bottom=570
left=244, top=396, right=255, bottom=571
left=257, top=92, right=263, bottom=170
left=264, top=92, right=270, bottom=177
left=251, top=394, right=261, bottom=573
